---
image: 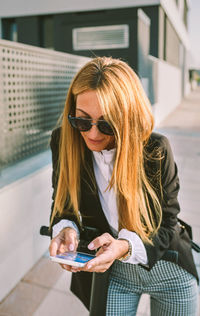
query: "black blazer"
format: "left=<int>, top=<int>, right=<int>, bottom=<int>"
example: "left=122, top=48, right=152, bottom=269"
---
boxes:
left=50, top=127, right=198, bottom=311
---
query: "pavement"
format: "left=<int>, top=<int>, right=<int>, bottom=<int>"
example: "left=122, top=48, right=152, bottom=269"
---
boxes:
left=0, top=87, right=200, bottom=316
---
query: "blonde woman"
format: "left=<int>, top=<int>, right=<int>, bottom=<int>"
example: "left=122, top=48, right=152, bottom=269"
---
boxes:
left=49, top=57, right=199, bottom=315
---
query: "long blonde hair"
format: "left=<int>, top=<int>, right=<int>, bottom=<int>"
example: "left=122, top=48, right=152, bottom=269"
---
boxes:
left=51, top=57, right=162, bottom=244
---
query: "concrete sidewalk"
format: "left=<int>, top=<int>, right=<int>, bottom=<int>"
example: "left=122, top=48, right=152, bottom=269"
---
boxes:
left=0, top=88, right=200, bottom=316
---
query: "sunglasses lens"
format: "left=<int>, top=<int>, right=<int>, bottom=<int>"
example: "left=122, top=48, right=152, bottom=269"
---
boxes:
left=76, top=118, right=91, bottom=131
left=98, top=121, right=114, bottom=135
left=68, top=116, right=91, bottom=131
left=68, top=115, right=114, bottom=135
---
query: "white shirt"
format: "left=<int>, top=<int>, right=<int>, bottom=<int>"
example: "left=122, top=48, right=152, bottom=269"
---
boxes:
left=53, top=148, right=148, bottom=265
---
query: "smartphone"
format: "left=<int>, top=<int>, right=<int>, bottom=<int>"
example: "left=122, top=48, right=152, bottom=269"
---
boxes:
left=50, top=251, right=95, bottom=267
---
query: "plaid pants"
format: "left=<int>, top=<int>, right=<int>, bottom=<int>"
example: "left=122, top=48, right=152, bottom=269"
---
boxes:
left=106, top=260, right=199, bottom=316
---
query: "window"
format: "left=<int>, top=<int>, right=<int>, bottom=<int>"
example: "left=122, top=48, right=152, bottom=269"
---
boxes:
left=2, top=19, right=18, bottom=42
left=73, top=24, right=129, bottom=51
left=164, top=16, right=180, bottom=67
left=41, top=16, right=54, bottom=49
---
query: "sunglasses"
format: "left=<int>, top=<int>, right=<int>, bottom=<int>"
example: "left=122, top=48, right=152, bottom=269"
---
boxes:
left=68, top=115, right=114, bottom=136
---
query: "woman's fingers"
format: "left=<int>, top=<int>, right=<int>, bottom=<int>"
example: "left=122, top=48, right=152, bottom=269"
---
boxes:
left=60, top=263, right=71, bottom=271
left=84, top=238, right=129, bottom=273
left=88, top=233, right=113, bottom=251
left=49, top=236, right=62, bottom=256
left=49, top=227, right=79, bottom=256
left=60, top=264, right=81, bottom=273
left=95, top=247, right=104, bottom=256
left=79, top=247, right=114, bottom=273
left=63, top=228, right=79, bottom=252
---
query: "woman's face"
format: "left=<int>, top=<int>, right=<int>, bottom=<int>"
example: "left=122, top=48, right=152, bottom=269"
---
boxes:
left=76, top=90, right=115, bottom=152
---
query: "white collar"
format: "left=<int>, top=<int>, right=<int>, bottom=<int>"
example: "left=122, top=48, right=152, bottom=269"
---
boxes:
left=92, top=148, right=116, bottom=165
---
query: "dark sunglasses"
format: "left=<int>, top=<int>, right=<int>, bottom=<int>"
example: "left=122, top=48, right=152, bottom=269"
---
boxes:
left=68, top=115, right=114, bottom=136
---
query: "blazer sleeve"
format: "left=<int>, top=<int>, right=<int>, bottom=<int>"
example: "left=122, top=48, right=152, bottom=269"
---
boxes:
left=49, top=127, right=81, bottom=233
left=144, top=134, right=180, bottom=268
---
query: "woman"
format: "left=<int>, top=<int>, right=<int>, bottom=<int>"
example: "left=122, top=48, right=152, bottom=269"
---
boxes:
left=49, top=57, right=199, bottom=315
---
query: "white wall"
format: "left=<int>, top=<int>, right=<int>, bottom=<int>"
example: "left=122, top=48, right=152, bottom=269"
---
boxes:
left=150, top=56, right=182, bottom=126
left=0, top=165, right=52, bottom=301
left=0, top=0, right=159, bottom=17
left=161, top=0, right=190, bottom=49
left=0, top=38, right=90, bottom=302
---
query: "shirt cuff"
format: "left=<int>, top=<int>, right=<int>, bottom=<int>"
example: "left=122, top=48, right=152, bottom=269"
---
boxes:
left=52, top=219, right=80, bottom=239
left=118, top=229, right=148, bottom=265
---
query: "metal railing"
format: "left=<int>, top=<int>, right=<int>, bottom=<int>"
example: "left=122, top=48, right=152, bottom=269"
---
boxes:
left=0, top=39, right=90, bottom=170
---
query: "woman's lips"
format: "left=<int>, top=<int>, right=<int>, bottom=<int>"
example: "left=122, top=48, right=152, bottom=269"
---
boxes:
left=88, top=138, right=104, bottom=144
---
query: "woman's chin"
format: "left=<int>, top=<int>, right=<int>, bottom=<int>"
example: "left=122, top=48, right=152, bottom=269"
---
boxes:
left=86, top=143, right=105, bottom=152
left=83, top=136, right=115, bottom=151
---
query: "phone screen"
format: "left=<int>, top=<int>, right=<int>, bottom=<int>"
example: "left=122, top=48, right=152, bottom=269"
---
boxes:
left=50, top=251, right=95, bottom=267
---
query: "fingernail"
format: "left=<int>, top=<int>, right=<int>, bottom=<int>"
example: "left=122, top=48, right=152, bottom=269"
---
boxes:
left=69, top=244, right=74, bottom=251
left=87, top=264, right=92, bottom=269
left=88, top=242, right=94, bottom=250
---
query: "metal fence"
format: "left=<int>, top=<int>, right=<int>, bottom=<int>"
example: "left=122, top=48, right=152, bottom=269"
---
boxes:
left=0, top=39, right=89, bottom=170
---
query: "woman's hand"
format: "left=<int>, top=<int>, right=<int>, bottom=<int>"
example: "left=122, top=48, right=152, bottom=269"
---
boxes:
left=72, top=233, right=129, bottom=273
left=49, top=227, right=79, bottom=272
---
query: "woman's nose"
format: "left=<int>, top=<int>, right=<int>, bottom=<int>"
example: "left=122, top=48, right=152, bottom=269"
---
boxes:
left=87, top=124, right=101, bottom=137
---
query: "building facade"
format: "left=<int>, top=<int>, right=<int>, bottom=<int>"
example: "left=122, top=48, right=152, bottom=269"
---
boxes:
left=0, top=0, right=190, bottom=105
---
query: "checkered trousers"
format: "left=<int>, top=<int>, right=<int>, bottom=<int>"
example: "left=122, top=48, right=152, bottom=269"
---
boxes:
left=106, top=260, right=199, bottom=316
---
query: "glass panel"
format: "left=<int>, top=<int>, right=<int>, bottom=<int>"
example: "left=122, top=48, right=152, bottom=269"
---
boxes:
left=43, top=16, right=54, bottom=49
left=11, top=22, right=18, bottom=42
left=73, top=24, right=129, bottom=51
